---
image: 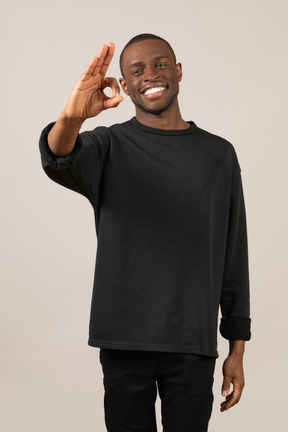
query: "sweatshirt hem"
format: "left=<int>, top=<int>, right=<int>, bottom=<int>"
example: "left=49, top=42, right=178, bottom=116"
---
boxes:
left=88, top=338, right=219, bottom=358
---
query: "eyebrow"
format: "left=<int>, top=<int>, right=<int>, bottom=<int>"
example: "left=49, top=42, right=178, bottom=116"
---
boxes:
left=128, top=56, right=170, bottom=70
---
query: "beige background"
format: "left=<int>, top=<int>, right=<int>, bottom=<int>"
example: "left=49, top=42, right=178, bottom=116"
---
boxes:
left=1, top=0, right=287, bottom=430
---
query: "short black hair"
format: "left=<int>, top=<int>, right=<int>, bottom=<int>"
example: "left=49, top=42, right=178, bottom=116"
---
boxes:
left=119, top=33, right=177, bottom=77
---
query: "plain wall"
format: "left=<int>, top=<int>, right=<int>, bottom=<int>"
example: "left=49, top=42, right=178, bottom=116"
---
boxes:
left=1, top=0, right=287, bottom=430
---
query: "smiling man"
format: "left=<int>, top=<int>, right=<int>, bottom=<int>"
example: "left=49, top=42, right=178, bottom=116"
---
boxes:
left=119, top=38, right=187, bottom=128
left=39, top=34, right=251, bottom=432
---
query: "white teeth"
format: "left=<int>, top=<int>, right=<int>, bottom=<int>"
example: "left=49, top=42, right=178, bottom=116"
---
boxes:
left=144, top=87, right=165, bottom=95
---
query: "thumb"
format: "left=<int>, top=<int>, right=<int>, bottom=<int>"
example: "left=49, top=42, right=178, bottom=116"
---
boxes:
left=103, top=95, right=124, bottom=110
left=221, top=376, right=231, bottom=397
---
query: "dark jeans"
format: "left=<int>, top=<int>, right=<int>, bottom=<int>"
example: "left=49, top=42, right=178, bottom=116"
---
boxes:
left=99, top=348, right=216, bottom=432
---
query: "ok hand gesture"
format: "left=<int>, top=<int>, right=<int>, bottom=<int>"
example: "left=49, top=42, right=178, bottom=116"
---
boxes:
left=63, top=42, right=123, bottom=121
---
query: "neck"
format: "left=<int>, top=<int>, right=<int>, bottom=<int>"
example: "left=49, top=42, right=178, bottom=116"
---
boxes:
left=135, top=102, right=190, bottom=130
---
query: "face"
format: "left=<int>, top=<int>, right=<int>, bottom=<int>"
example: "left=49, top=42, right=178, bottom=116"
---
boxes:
left=119, top=39, right=183, bottom=116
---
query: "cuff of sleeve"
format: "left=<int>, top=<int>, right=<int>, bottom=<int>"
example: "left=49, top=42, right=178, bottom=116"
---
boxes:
left=220, top=317, right=251, bottom=341
left=39, top=122, right=83, bottom=170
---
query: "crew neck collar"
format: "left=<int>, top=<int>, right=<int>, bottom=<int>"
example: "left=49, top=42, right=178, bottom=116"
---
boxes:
left=130, top=117, right=197, bottom=135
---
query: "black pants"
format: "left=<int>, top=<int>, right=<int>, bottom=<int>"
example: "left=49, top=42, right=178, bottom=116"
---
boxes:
left=99, top=348, right=216, bottom=432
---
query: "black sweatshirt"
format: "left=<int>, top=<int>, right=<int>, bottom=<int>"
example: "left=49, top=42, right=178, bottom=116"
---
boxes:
left=39, top=117, right=251, bottom=357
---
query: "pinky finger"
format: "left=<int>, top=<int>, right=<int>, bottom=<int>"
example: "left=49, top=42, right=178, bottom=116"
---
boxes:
left=79, top=56, right=99, bottom=82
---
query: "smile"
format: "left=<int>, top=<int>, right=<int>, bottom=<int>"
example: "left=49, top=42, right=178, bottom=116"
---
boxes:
left=144, top=87, right=166, bottom=95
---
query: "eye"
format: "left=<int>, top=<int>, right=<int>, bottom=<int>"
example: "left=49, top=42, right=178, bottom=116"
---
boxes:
left=156, top=63, right=166, bottom=68
left=132, top=69, right=144, bottom=75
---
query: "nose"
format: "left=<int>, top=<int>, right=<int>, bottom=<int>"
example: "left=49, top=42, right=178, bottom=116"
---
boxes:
left=143, top=66, right=159, bottom=81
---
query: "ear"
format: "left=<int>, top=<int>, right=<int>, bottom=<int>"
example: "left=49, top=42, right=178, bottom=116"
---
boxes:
left=176, top=62, right=183, bottom=83
left=119, top=78, right=130, bottom=95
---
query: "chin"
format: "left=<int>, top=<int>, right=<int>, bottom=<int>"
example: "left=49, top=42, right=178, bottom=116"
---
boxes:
left=136, top=95, right=177, bottom=116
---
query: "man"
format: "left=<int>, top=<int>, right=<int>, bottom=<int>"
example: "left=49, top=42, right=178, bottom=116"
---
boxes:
left=39, top=34, right=251, bottom=432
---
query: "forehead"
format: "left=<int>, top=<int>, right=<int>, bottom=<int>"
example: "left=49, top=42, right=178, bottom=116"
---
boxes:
left=122, top=39, right=175, bottom=69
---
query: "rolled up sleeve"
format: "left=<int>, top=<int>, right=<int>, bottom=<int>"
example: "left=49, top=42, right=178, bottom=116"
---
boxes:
left=220, top=171, right=251, bottom=341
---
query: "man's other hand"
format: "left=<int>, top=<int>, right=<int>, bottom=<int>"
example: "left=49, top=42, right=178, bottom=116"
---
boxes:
left=220, top=350, right=245, bottom=412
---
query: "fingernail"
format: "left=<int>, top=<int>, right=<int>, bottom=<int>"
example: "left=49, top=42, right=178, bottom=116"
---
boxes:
left=222, top=391, right=227, bottom=397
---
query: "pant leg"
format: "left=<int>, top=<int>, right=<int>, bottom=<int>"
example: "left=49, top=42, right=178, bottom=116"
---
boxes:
left=99, top=348, right=158, bottom=432
left=156, top=353, right=216, bottom=432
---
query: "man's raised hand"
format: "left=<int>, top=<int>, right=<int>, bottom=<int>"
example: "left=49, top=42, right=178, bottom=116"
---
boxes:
left=63, top=43, right=123, bottom=122
left=47, top=43, right=123, bottom=156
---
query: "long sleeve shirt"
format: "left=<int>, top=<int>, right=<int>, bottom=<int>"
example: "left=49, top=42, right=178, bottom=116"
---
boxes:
left=39, top=117, right=251, bottom=357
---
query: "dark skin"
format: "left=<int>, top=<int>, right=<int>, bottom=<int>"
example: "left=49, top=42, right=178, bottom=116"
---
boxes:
left=47, top=41, right=246, bottom=412
left=119, top=39, right=190, bottom=130
left=220, top=340, right=246, bottom=412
